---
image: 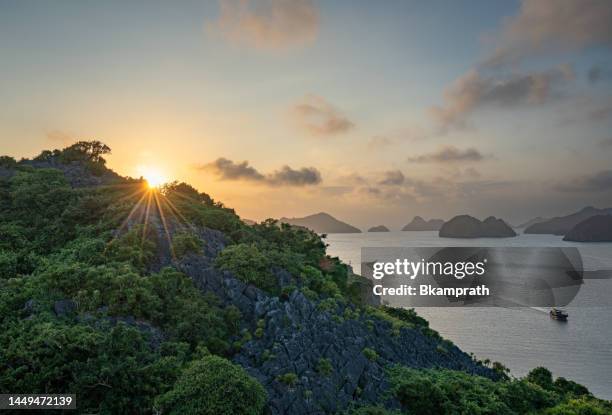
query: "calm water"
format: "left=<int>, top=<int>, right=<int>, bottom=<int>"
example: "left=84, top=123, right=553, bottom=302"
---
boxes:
left=325, top=231, right=612, bottom=399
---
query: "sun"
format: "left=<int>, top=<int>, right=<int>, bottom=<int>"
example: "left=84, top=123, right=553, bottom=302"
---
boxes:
left=140, top=166, right=168, bottom=189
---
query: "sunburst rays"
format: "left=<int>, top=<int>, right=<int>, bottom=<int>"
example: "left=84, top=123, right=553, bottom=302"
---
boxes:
left=108, top=182, right=198, bottom=266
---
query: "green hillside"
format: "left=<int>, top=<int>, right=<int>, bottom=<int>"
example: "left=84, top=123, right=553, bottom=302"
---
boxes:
left=0, top=142, right=609, bottom=414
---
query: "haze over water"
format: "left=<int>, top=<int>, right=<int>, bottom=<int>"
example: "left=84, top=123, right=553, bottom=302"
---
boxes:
left=326, top=231, right=612, bottom=399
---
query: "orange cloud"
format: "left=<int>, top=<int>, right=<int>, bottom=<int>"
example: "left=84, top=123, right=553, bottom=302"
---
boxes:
left=201, top=157, right=322, bottom=186
left=212, top=0, right=319, bottom=50
left=292, top=95, right=354, bottom=136
left=430, top=66, right=574, bottom=129
left=485, top=0, right=612, bottom=67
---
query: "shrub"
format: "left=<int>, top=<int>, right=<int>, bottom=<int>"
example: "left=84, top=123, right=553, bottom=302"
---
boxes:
left=215, top=243, right=277, bottom=293
left=0, top=320, right=180, bottom=414
left=527, top=367, right=554, bottom=390
left=553, top=377, right=590, bottom=397
left=171, top=230, right=203, bottom=258
left=0, top=250, right=18, bottom=279
left=280, top=284, right=296, bottom=300
left=544, top=397, right=612, bottom=415
left=317, top=298, right=337, bottom=312
left=388, top=366, right=563, bottom=415
left=155, top=355, right=267, bottom=415
left=277, top=372, right=298, bottom=387
left=316, top=358, right=333, bottom=376
left=362, top=347, right=378, bottom=361
left=345, top=406, right=402, bottom=415
left=105, top=225, right=158, bottom=271
left=0, top=155, right=17, bottom=168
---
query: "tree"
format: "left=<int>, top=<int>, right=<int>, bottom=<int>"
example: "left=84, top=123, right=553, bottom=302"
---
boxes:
left=60, top=141, right=111, bottom=164
left=0, top=155, right=17, bottom=168
left=155, top=355, right=267, bottom=415
left=527, top=367, right=554, bottom=390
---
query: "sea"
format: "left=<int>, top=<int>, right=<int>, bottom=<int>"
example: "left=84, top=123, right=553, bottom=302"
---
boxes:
left=325, top=231, right=612, bottom=400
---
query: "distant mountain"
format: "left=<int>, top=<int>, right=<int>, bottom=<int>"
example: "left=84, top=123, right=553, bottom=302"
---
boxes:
left=563, top=215, right=612, bottom=242
left=439, top=215, right=516, bottom=238
left=514, top=216, right=547, bottom=229
left=402, top=216, right=444, bottom=231
left=279, top=212, right=361, bottom=234
left=242, top=218, right=256, bottom=226
left=524, top=207, right=612, bottom=235
left=368, top=225, right=390, bottom=232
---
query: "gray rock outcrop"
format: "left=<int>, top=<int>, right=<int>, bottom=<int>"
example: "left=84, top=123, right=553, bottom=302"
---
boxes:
left=563, top=215, right=612, bottom=242
left=439, top=215, right=516, bottom=238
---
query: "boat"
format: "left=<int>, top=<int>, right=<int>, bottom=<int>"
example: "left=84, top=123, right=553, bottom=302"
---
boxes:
left=549, top=308, right=568, bottom=321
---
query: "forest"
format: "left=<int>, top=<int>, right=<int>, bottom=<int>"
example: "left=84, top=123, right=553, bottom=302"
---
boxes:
left=0, top=142, right=610, bottom=414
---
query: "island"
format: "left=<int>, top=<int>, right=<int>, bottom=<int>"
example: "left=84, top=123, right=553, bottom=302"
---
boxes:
left=524, top=206, right=612, bottom=235
left=439, top=215, right=517, bottom=238
left=368, top=225, right=390, bottom=232
left=402, top=216, right=445, bottom=231
left=514, top=216, right=547, bottom=229
left=279, top=212, right=361, bottom=234
left=563, top=215, right=612, bottom=242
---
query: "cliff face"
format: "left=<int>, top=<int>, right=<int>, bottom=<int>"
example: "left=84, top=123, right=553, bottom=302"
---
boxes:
left=178, top=244, right=494, bottom=414
left=102, top=182, right=493, bottom=414
left=402, top=216, right=445, bottom=231
left=525, top=207, right=612, bottom=235
left=439, top=215, right=516, bottom=238
left=563, top=215, right=612, bottom=242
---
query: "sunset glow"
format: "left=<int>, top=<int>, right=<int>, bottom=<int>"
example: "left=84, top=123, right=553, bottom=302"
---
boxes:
left=140, top=167, right=168, bottom=189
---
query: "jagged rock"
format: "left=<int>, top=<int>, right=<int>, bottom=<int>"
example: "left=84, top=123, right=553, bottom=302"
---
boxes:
left=178, top=268, right=496, bottom=415
left=107, top=178, right=497, bottom=414
left=0, top=166, right=15, bottom=180
left=22, top=299, right=37, bottom=316
left=53, top=299, right=77, bottom=317
left=228, top=288, right=493, bottom=414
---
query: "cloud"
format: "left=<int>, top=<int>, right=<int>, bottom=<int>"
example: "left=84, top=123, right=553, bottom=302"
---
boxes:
left=378, top=170, right=405, bottom=185
left=430, top=67, right=574, bottom=128
left=407, top=146, right=488, bottom=163
left=367, top=136, right=394, bottom=150
left=203, top=157, right=265, bottom=181
left=292, top=95, right=354, bottom=136
left=212, top=0, right=319, bottom=50
left=267, top=165, right=321, bottom=185
left=202, top=157, right=321, bottom=186
left=588, top=64, right=612, bottom=83
left=484, top=0, right=612, bottom=67
left=556, top=170, right=612, bottom=192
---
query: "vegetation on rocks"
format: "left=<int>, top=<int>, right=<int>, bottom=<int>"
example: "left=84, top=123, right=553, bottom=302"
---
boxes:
left=0, top=142, right=609, bottom=414
left=155, top=355, right=267, bottom=415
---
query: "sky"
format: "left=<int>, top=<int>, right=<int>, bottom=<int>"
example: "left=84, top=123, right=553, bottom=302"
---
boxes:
left=1, top=0, right=612, bottom=228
